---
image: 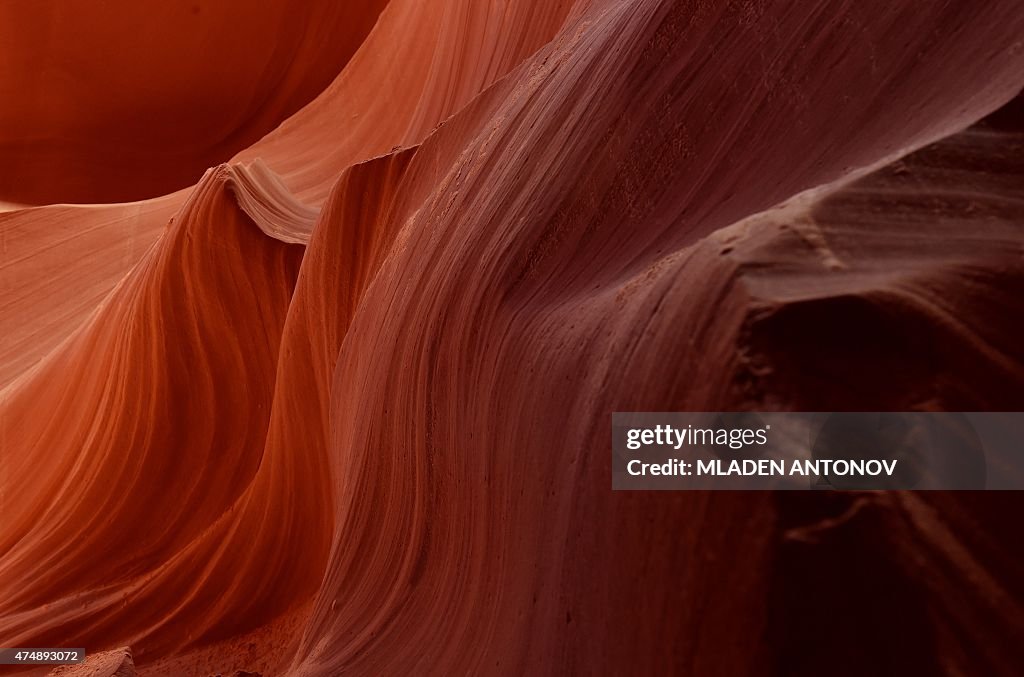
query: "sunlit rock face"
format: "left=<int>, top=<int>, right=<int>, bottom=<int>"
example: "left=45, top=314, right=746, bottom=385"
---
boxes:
left=2, top=1, right=1023, bottom=675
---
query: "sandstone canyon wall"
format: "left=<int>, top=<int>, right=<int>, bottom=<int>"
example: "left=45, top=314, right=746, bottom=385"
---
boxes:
left=1, top=1, right=1022, bottom=675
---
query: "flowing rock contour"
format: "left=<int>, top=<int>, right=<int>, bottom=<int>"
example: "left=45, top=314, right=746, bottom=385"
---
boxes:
left=1, top=1, right=1023, bottom=675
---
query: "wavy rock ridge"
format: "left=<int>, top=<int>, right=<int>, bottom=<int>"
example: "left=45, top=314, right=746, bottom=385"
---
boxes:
left=1, top=1, right=1023, bottom=675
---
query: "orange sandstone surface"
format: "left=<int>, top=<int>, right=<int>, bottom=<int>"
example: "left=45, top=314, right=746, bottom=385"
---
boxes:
left=1, top=1, right=1023, bottom=675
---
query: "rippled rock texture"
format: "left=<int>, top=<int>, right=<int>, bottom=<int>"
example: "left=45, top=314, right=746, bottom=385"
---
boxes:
left=48, top=647, right=134, bottom=677
left=1, top=1, right=1023, bottom=675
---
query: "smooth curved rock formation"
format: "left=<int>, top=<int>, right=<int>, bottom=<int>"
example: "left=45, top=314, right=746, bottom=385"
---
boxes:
left=0, top=0, right=388, bottom=205
left=1, top=1, right=1023, bottom=675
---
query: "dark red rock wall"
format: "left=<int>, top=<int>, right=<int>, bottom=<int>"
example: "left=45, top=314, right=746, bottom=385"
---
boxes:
left=1, top=1, right=1022, bottom=675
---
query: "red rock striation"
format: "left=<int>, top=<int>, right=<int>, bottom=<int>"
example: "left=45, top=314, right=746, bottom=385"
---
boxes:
left=1, top=1, right=1023, bottom=675
left=0, top=0, right=389, bottom=205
